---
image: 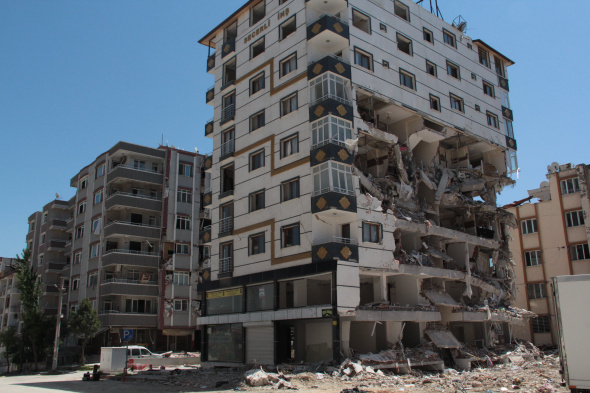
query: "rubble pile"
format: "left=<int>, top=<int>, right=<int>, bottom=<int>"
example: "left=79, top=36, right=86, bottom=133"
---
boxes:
left=356, top=343, right=441, bottom=368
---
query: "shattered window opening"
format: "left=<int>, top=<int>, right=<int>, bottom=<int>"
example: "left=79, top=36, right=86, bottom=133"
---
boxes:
left=312, top=161, right=354, bottom=196
left=311, top=116, right=352, bottom=149
left=560, top=178, right=579, bottom=195
left=309, top=72, right=350, bottom=106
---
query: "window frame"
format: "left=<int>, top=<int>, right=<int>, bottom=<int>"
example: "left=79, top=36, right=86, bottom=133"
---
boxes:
left=399, top=68, right=415, bottom=90
left=94, top=189, right=103, bottom=205
left=429, top=94, right=441, bottom=112
left=173, top=299, right=188, bottom=311
left=92, top=217, right=100, bottom=232
left=396, top=33, right=413, bottom=56
left=524, top=250, right=542, bottom=267
left=249, top=71, right=265, bottom=95
left=311, top=116, right=352, bottom=149
left=249, top=149, right=265, bottom=171
left=281, top=177, right=300, bottom=202
left=565, top=210, right=585, bottom=228
left=449, top=93, right=464, bottom=113
left=179, top=163, right=192, bottom=177
left=483, top=80, right=495, bottom=97
left=96, top=164, right=105, bottom=178
left=504, top=118, right=514, bottom=138
left=394, top=0, right=410, bottom=22
left=176, top=215, right=191, bottom=230
left=528, top=283, right=546, bottom=300
left=173, top=272, right=190, bottom=286
left=175, top=243, right=190, bottom=255
left=250, top=1, right=265, bottom=26
left=352, top=8, right=371, bottom=34
left=521, top=218, right=538, bottom=235
left=362, top=221, right=382, bottom=243
left=570, top=243, right=590, bottom=261
left=281, top=223, right=300, bottom=248
left=312, top=161, right=354, bottom=196
left=279, top=52, right=297, bottom=77
left=486, top=111, right=499, bottom=129
left=423, top=27, right=433, bottom=44
left=279, top=15, right=296, bottom=41
left=250, top=36, right=265, bottom=59
left=443, top=29, right=456, bottom=48
left=531, top=316, right=551, bottom=333
left=249, top=189, right=265, bottom=212
left=280, top=92, right=298, bottom=116
left=426, top=60, right=437, bottom=77
left=250, top=110, right=265, bottom=132
left=249, top=232, right=266, bottom=255
left=478, top=47, right=490, bottom=68
left=446, top=60, right=460, bottom=80
left=177, top=189, right=192, bottom=204
left=560, top=178, right=580, bottom=195
left=90, top=243, right=100, bottom=259
left=280, top=133, right=299, bottom=158
left=354, top=47, right=373, bottom=71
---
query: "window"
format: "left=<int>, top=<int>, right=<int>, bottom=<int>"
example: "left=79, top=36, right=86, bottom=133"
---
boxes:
left=280, top=53, right=297, bottom=77
left=175, top=243, right=190, bottom=255
left=152, top=163, right=159, bottom=172
left=223, top=59, right=236, bottom=86
left=311, top=116, right=352, bottom=149
left=38, top=255, right=43, bottom=266
left=495, top=56, right=505, bottom=77
left=177, top=189, right=192, bottom=203
left=96, top=165, right=105, bottom=178
left=279, top=15, right=296, bottom=40
left=561, top=178, right=580, bottom=195
left=423, top=28, right=433, bottom=43
left=250, top=37, right=265, bottom=59
left=475, top=104, right=481, bottom=112
left=362, top=222, right=381, bottom=243
left=281, top=134, right=299, bottom=157
left=174, top=299, right=188, bottom=311
left=220, top=242, right=233, bottom=273
left=87, top=272, right=97, bottom=287
left=74, top=252, right=82, bottom=265
left=281, top=223, right=300, bottom=248
left=250, top=110, right=265, bottom=131
left=446, top=61, right=460, bottom=79
left=72, top=278, right=80, bottom=291
left=133, top=160, right=145, bottom=170
left=565, top=210, right=585, bottom=228
left=399, top=69, right=415, bottom=90
left=127, top=269, right=140, bottom=281
left=396, top=33, right=412, bottom=55
left=525, top=250, right=542, bottom=267
left=179, top=163, right=192, bottom=177
left=92, top=217, right=100, bottom=233
left=380, top=23, right=387, bottom=32
left=487, top=112, right=499, bottom=128
left=247, top=283, right=274, bottom=312
left=449, top=94, right=464, bottom=112
left=250, top=72, right=265, bottom=95
left=504, top=119, right=514, bottom=138
left=94, top=190, right=103, bottom=205
left=75, top=225, right=84, bottom=239
left=528, top=283, right=546, bottom=299
left=426, top=60, right=437, bottom=77
left=352, top=9, right=371, bottom=33
left=250, top=1, right=265, bottom=26
left=249, top=190, right=265, bottom=212
left=281, top=93, right=298, bottom=116
left=429, top=94, right=440, bottom=111
left=394, top=0, right=410, bottom=21
left=43, top=212, right=48, bottom=223
left=309, top=72, right=349, bottom=105
left=570, top=243, right=590, bottom=261
left=174, top=272, right=190, bottom=286
left=521, top=218, right=538, bottom=235
left=354, top=48, right=373, bottom=71
left=221, top=164, right=234, bottom=194
left=478, top=47, right=490, bottom=68
left=471, top=72, right=477, bottom=80
left=249, top=233, right=265, bottom=255
left=443, top=29, right=456, bottom=47
left=382, top=60, right=389, bottom=69
left=176, top=216, right=190, bottom=230
left=532, top=316, right=551, bottom=333
left=78, top=201, right=86, bottom=215
left=483, top=81, right=495, bottom=97
left=312, top=161, right=354, bottom=196
left=126, top=299, right=153, bottom=314
left=80, top=177, right=88, bottom=190
left=249, top=150, right=265, bottom=171
left=90, top=244, right=100, bottom=258
left=281, top=178, right=300, bottom=202
left=40, top=234, right=45, bottom=244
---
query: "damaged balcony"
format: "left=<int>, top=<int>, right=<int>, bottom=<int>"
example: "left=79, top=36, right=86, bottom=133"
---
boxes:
left=312, top=236, right=358, bottom=263
left=200, top=225, right=212, bottom=244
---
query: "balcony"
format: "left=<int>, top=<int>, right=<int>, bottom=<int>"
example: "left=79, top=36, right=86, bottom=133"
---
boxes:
left=306, top=0, right=347, bottom=15
left=219, top=217, right=233, bottom=237
left=206, top=85, right=215, bottom=104
left=312, top=237, right=358, bottom=263
left=203, top=154, right=213, bottom=171
left=308, top=54, right=351, bottom=81
left=101, top=279, right=159, bottom=297
left=203, top=190, right=212, bottom=207
left=104, top=221, right=160, bottom=240
left=64, top=241, right=71, bottom=254
left=106, top=192, right=162, bottom=212
left=102, top=249, right=160, bottom=268
left=65, top=218, right=74, bottom=232
left=200, top=208, right=211, bottom=220
left=207, top=53, right=215, bottom=73
left=220, top=104, right=235, bottom=125
left=205, top=118, right=214, bottom=138
left=26, top=230, right=34, bottom=242
left=309, top=94, right=353, bottom=122
left=221, top=37, right=235, bottom=59
left=311, top=186, right=357, bottom=214
left=99, top=312, right=158, bottom=327
left=220, top=139, right=235, bottom=161
left=311, top=141, right=355, bottom=167
left=107, top=164, right=163, bottom=185
left=307, top=14, right=349, bottom=49
left=219, top=257, right=233, bottom=277
left=498, top=75, right=509, bottom=91
left=49, top=219, right=67, bottom=230
left=47, top=240, right=66, bottom=251
left=45, top=261, right=66, bottom=273
left=200, top=225, right=212, bottom=244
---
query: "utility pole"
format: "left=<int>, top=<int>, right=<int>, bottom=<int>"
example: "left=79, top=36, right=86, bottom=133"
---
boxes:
left=52, top=277, right=66, bottom=371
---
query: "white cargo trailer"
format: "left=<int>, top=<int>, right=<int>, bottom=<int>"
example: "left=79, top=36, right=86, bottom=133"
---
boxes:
left=99, top=347, right=127, bottom=373
left=552, top=274, right=590, bottom=393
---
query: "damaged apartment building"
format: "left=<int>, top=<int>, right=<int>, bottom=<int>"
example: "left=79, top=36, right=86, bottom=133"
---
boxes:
left=198, top=0, right=524, bottom=370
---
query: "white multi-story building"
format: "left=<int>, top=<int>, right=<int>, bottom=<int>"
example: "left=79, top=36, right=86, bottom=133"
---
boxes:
left=198, top=0, right=520, bottom=366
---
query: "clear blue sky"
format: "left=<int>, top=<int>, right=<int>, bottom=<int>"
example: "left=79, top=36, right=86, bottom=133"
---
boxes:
left=1, top=1, right=589, bottom=258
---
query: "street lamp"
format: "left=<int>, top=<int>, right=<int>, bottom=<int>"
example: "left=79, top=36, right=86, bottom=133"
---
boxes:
left=52, top=277, right=66, bottom=371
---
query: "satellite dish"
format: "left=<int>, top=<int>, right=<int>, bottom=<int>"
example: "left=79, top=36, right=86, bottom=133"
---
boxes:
left=55, top=193, right=61, bottom=200
left=540, top=181, right=550, bottom=188
left=551, top=162, right=560, bottom=172
left=194, top=147, right=199, bottom=154
left=457, top=22, right=467, bottom=32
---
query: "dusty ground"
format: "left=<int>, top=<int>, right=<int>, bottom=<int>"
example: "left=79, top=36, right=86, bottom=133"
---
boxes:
left=0, top=354, right=566, bottom=393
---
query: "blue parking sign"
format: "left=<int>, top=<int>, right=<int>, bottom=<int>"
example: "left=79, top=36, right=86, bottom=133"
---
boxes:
left=122, top=329, right=133, bottom=341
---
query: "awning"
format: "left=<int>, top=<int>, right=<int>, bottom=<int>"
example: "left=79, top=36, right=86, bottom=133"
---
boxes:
left=424, top=290, right=460, bottom=307
left=425, top=330, right=461, bottom=349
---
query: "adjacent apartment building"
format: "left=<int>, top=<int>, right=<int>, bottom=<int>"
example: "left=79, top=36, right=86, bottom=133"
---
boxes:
left=0, top=257, right=19, bottom=333
left=506, top=163, right=590, bottom=346
left=198, top=0, right=520, bottom=366
left=26, top=141, right=210, bottom=352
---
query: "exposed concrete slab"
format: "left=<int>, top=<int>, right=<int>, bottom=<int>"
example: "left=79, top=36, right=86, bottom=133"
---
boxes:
left=356, top=309, right=441, bottom=322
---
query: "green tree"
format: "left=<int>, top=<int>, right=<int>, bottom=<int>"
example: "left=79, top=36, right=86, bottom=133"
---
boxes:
left=68, top=299, right=101, bottom=365
left=0, top=327, right=21, bottom=373
left=15, top=248, right=47, bottom=371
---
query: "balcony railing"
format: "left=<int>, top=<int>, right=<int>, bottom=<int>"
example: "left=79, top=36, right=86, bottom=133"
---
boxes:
left=102, top=278, right=158, bottom=285
left=308, top=52, right=349, bottom=66
left=312, top=237, right=358, bottom=262
left=312, top=186, right=355, bottom=197
left=317, top=236, right=357, bottom=245
left=221, top=104, right=235, bottom=123
left=105, top=220, right=159, bottom=229
left=109, top=164, right=160, bottom=175
left=108, top=191, right=161, bottom=201
left=107, top=164, right=163, bottom=185
left=220, top=257, right=233, bottom=273
left=311, top=92, right=351, bottom=107
left=104, top=249, right=159, bottom=257
left=309, top=13, right=349, bottom=27
left=219, top=217, right=233, bottom=235
left=220, top=139, right=235, bottom=158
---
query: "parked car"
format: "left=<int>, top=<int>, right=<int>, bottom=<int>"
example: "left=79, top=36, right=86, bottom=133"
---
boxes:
left=125, top=345, right=163, bottom=359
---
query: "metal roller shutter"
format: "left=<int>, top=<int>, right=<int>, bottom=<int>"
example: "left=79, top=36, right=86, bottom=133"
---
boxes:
left=246, top=326, right=274, bottom=365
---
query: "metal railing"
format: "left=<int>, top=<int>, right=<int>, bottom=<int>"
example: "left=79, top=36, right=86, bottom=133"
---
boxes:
left=219, top=217, right=233, bottom=234
left=104, top=220, right=160, bottom=229
left=312, top=185, right=355, bottom=197
left=102, top=278, right=158, bottom=285
left=108, top=163, right=161, bottom=175
left=220, top=257, right=233, bottom=273
left=104, top=249, right=159, bottom=257
left=203, top=225, right=212, bottom=233
left=316, top=236, right=357, bottom=245
left=107, top=191, right=161, bottom=201
left=311, top=92, right=351, bottom=107
left=220, top=139, right=235, bottom=157
left=308, top=52, right=349, bottom=66
left=99, top=309, right=157, bottom=315
left=311, top=137, right=347, bottom=151
left=308, top=13, right=349, bottom=27
left=221, top=104, right=235, bottom=122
